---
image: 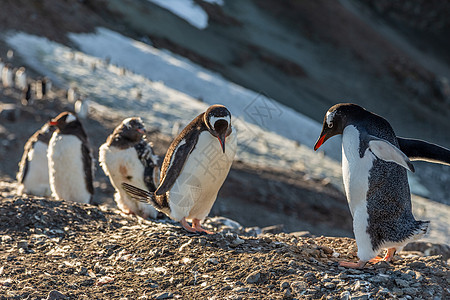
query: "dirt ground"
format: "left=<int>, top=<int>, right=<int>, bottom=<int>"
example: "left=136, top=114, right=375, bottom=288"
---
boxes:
left=0, top=180, right=449, bottom=299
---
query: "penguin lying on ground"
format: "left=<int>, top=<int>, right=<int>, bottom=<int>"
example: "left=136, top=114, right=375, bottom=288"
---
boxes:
left=99, top=117, right=160, bottom=219
left=122, top=104, right=237, bottom=234
left=17, top=122, right=55, bottom=197
left=48, top=112, right=94, bottom=204
left=314, top=103, right=450, bottom=268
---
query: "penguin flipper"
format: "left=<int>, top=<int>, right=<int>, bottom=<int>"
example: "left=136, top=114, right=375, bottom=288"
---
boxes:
left=397, top=137, right=450, bottom=166
left=368, top=137, right=415, bottom=172
left=122, top=182, right=160, bottom=206
left=81, top=143, right=95, bottom=196
left=156, top=139, right=195, bottom=196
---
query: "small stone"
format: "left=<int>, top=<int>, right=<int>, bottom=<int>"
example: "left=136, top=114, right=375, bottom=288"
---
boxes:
left=229, top=237, right=244, bottom=248
left=324, top=282, right=336, bottom=289
left=46, top=290, right=68, bottom=300
left=280, top=281, right=290, bottom=290
left=1, top=235, right=12, bottom=243
left=290, top=281, right=307, bottom=295
left=206, top=257, right=219, bottom=265
left=321, top=246, right=333, bottom=255
left=350, top=293, right=369, bottom=300
left=284, top=288, right=293, bottom=298
left=232, top=287, right=248, bottom=293
left=17, top=240, right=28, bottom=250
left=261, top=224, right=284, bottom=234
left=403, top=288, right=419, bottom=296
left=154, top=292, right=173, bottom=299
left=409, top=261, right=426, bottom=269
left=340, top=291, right=350, bottom=300
left=395, top=278, right=410, bottom=288
left=246, top=271, right=261, bottom=284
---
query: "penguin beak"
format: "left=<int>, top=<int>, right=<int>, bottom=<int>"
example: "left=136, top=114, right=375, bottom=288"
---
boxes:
left=49, top=120, right=58, bottom=126
left=218, top=134, right=226, bottom=153
left=137, top=128, right=145, bottom=134
left=314, top=133, right=327, bottom=151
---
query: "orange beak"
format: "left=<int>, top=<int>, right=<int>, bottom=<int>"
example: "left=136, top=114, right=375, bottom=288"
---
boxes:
left=314, top=134, right=326, bottom=151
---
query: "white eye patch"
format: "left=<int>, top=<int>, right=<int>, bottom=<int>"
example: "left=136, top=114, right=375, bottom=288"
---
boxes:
left=65, top=113, right=77, bottom=123
left=326, top=111, right=336, bottom=128
left=210, top=115, right=230, bottom=127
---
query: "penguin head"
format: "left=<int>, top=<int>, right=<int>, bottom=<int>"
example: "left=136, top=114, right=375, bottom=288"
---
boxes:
left=49, top=112, right=81, bottom=131
left=314, top=103, right=366, bottom=150
left=204, top=105, right=232, bottom=153
left=119, top=117, right=147, bottom=142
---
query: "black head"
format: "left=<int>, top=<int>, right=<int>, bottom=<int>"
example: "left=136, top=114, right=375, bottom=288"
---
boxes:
left=117, top=117, right=146, bottom=142
left=314, top=103, right=367, bottom=150
left=204, top=104, right=232, bottom=153
left=49, top=111, right=83, bottom=134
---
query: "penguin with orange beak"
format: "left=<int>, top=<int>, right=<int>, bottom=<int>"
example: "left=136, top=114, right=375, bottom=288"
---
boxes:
left=122, top=105, right=237, bottom=234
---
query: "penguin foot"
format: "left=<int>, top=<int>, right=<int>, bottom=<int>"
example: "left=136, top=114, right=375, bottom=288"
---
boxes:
left=193, top=218, right=214, bottom=235
left=369, top=247, right=396, bottom=263
left=339, top=260, right=367, bottom=269
left=180, top=217, right=197, bottom=233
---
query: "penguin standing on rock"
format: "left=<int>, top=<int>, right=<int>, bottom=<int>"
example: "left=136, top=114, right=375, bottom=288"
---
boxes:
left=17, top=122, right=56, bottom=197
left=99, top=117, right=160, bottom=219
left=123, top=104, right=237, bottom=234
left=314, top=103, right=450, bottom=268
left=48, top=112, right=94, bottom=204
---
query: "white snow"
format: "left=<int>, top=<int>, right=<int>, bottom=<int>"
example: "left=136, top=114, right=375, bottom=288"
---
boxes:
left=147, top=0, right=222, bottom=30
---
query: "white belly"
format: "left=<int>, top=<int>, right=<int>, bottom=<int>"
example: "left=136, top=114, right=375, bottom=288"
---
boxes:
left=342, top=125, right=377, bottom=261
left=169, top=130, right=237, bottom=221
left=48, top=134, right=91, bottom=204
left=21, top=141, right=52, bottom=197
left=99, top=144, right=158, bottom=218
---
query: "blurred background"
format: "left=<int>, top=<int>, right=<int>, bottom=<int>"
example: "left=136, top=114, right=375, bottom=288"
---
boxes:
left=0, top=0, right=449, bottom=243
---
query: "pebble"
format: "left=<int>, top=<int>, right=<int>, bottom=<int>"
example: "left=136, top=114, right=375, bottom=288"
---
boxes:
left=154, top=292, right=173, bottom=299
left=46, top=290, right=68, bottom=300
left=280, top=281, right=290, bottom=290
left=245, top=271, right=262, bottom=284
left=350, top=293, right=369, bottom=300
left=324, top=282, right=336, bottom=289
left=17, top=240, right=28, bottom=250
left=395, top=278, right=410, bottom=288
left=340, top=291, right=350, bottom=300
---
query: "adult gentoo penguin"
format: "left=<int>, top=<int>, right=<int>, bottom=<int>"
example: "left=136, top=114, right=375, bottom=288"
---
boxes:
left=17, top=122, right=55, bottom=197
left=48, top=112, right=94, bottom=204
left=99, top=117, right=160, bottom=219
left=314, top=103, right=430, bottom=269
left=122, top=104, right=237, bottom=234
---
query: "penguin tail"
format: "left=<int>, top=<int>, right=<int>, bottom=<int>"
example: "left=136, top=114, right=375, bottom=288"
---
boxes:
left=412, top=220, right=430, bottom=239
left=121, top=182, right=162, bottom=210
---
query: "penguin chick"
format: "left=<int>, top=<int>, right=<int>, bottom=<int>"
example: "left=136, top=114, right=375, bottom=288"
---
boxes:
left=314, top=103, right=429, bottom=269
left=99, top=117, right=160, bottom=219
left=48, top=112, right=94, bottom=204
left=122, top=104, right=237, bottom=234
left=17, top=122, right=55, bottom=197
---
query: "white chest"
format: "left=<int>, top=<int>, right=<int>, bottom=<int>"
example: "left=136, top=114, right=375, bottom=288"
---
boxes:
left=22, top=141, right=51, bottom=196
left=341, top=126, right=375, bottom=216
left=48, top=133, right=91, bottom=203
left=169, top=129, right=237, bottom=221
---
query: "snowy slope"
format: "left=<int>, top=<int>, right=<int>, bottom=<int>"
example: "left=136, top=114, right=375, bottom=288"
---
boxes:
left=147, top=0, right=224, bottom=30
left=6, top=32, right=343, bottom=189
left=67, top=28, right=342, bottom=159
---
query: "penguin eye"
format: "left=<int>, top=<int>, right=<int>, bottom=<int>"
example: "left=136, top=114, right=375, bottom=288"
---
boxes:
left=328, top=121, right=333, bottom=128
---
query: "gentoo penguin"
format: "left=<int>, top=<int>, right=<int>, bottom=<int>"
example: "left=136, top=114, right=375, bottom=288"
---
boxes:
left=15, top=67, right=27, bottom=91
left=74, top=98, right=90, bottom=119
left=122, top=104, right=237, bottom=234
left=17, top=122, right=56, bottom=197
left=2, top=64, right=13, bottom=88
left=21, top=83, right=32, bottom=106
left=314, top=103, right=430, bottom=269
left=48, top=112, right=94, bottom=204
left=67, top=87, right=79, bottom=104
left=99, top=117, right=160, bottom=219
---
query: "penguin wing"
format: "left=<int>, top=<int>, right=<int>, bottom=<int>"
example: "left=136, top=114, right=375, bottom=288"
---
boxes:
left=81, top=143, right=95, bottom=195
left=134, top=140, right=159, bottom=192
left=397, top=137, right=450, bottom=166
left=368, top=136, right=415, bottom=172
left=155, top=138, right=196, bottom=196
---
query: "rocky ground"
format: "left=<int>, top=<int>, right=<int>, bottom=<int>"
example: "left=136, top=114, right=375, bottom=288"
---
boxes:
left=0, top=180, right=449, bottom=300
